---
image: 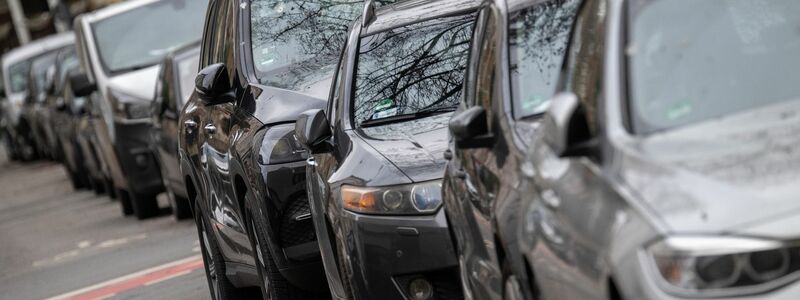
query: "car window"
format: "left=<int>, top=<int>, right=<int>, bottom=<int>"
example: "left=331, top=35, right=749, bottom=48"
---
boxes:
left=91, top=0, right=206, bottom=74
left=177, top=53, right=200, bottom=106
left=352, top=14, right=476, bottom=128
left=508, top=0, right=581, bottom=118
left=30, top=51, right=61, bottom=102
left=473, top=7, right=498, bottom=129
left=8, top=61, right=31, bottom=94
left=628, top=0, right=800, bottom=133
left=249, top=0, right=369, bottom=87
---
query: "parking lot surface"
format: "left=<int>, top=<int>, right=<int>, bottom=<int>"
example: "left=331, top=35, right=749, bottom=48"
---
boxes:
left=0, top=150, right=209, bottom=300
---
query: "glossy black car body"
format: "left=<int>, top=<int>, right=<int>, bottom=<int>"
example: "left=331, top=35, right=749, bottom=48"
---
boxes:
left=150, top=43, right=200, bottom=220
left=441, top=0, right=584, bottom=298
left=47, top=47, right=94, bottom=190
left=179, top=0, right=374, bottom=298
left=296, top=0, right=479, bottom=299
left=21, top=46, right=72, bottom=161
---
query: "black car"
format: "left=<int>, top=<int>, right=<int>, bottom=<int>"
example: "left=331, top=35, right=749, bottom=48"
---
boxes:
left=150, top=43, right=200, bottom=220
left=22, top=48, right=67, bottom=160
left=294, top=0, right=479, bottom=299
left=47, top=47, right=93, bottom=190
left=178, top=0, right=380, bottom=298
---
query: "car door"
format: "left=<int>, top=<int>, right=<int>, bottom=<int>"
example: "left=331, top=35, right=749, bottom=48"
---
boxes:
left=306, top=46, right=349, bottom=300
left=158, top=59, right=183, bottom=190
left=447, top=8, right=504, bottom=299
left=200, top=0, right=251, bottom=264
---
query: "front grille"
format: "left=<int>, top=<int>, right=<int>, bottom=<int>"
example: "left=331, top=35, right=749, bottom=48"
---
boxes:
left=278, top=197, right=316, bottom=247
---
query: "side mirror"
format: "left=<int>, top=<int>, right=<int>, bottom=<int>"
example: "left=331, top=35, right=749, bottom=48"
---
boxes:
left=449, top=106, right=494, bottom=149
left=295, top=109, right=332, bottom=153
left=543, top=92, right=595, bottom=158
left=195, top=63, right=233, bottom=105
left=69, top=73, right=96, bottom=97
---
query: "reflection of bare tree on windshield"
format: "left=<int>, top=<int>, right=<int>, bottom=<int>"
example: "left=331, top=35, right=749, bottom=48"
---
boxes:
left=353, top=16, right=474, bottom=125
left=250, top=0, right=394, bottom=90
left=508, top=0, right=580, bottom=116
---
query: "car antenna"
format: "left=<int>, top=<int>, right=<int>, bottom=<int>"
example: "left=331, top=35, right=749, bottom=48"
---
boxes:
left=362, top=0, right=376, bottom=28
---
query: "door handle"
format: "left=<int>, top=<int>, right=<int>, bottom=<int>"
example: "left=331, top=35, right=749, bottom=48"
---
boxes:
left=204, top=124, right=217, bottom=134
left=184, top=120, right=197, bottom=128
left=306, top=157, right=317, bottom=166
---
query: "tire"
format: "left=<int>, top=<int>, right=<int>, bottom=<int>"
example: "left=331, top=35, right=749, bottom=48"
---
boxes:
left=106, top=179, right=117, bottom=199
left=93, top=179, right=106, bottom=195
left=68, top=171, right=87, bottom=190
left=196, top=203, right=244, bottom=300
left=131, top=191, right=159, bottom=220
left=247, top=205, right=316, bottom=300
left=117, top=189, right=134, bottom=216
left=168, top=189, right=192, bottom=220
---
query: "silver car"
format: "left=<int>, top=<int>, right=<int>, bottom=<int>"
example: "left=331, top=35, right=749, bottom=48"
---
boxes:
left=444, top=0, right=800, bottom=299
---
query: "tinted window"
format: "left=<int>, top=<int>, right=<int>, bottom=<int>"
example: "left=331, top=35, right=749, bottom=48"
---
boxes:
left=30, top=51, right=60, bottom=102
left=91, top=0, right=206, bottom=74
left=57, top=49, right=79, bottom=92
left=353, top=15, right=475, bottom=127
left=8, top=61, right=31, bottom=93
left=509, top=0, right=580, bottom=118
left=249, top=0, right=369, bottom=87
left=628, top=0, right=800, bottom=133
left=177, top=53, right=200, bottom=106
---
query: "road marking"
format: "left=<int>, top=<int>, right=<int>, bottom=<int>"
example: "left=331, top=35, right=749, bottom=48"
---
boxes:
left=44, top=255, right=204, bottom=300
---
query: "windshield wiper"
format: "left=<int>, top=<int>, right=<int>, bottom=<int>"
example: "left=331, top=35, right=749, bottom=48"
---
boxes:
left=360, top=106, right=457, bottom=128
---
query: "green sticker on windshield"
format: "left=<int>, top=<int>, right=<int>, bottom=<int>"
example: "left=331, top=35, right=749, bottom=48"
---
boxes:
left=667, top=101, right=692, bottom=120
left=372, top=98, right=397, bottom=119
left=375, top=98, right=394, bottom=111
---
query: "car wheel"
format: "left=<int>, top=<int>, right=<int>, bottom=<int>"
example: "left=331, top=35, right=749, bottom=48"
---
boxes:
left=247, top=207, right=314, bottom=300
left=168, top=189, right=192, bottom=220
left=117, top=188, right=134, bottom=216
left=67, top=170, right=87, bottom=190
left=131, top=191, right=159, bottom=220
left=92, top=179, right=106, bottom=195
left=106, top=179, right=117, bottom=199
left=196, top=203, right=243, bottom=300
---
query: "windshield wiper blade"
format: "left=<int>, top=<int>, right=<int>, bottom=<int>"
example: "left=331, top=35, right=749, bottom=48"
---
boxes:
left=359, top=106, right=457, bottom=128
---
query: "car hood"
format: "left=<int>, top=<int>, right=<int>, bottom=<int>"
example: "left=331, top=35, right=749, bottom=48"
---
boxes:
left=355, top=113, right=451, bottom=182
left=106, top=65, right=160, bottom=101
left=617, top=100, right=800, bottom=236
left=256, top=56, right=337, bottom=101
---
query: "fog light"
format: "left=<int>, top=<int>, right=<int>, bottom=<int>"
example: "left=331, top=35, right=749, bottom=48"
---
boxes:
left=408, top=278, right=433, bottom=300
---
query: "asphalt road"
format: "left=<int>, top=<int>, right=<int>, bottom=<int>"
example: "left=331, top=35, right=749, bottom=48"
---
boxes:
left=0, top=149, right=210, bottom=300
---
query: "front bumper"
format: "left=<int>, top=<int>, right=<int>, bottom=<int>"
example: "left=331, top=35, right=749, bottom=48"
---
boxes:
left=339, top=208, right=462, bottom=300
left=113, top=120, right=163, bottom=195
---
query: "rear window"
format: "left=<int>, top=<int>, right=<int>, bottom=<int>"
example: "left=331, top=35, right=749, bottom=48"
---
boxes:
left=353, top=14, right=475, bottom=127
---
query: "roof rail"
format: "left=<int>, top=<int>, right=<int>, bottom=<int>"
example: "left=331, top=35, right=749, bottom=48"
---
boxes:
left=362, top=0, right=376, bottom=28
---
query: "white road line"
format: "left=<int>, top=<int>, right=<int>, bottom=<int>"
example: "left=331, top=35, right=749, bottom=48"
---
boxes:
left=44, top=255, right=202, bottom=300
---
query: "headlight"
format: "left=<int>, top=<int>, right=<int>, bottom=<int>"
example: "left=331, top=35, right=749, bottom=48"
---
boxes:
left=340, top=180, right=442, bottom=215
left=646, top=236, right=800, bottom=297
left=257, top=124, right=306, bottom=165
left=109, top=89, right=150, bottom=120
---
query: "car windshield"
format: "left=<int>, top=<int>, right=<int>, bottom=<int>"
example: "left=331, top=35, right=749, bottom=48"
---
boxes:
left=91, top=0, right=206, bottom=74
left=249, top=0, right=367, bottom=87
left=508, top=0, right=580, bottom=118
left=627, top=0, right=800, bottom=133
left=30, top=51, right=61, bottom=100
left=353, top=15, right=475, bottom=127
left=177, top=53, right=199, bottom=106
left=8, top=60, right=31, bottom=94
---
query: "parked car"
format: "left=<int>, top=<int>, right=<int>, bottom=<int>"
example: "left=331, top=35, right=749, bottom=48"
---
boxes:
left=1, top=32, right=74, bottom=161
left=446, top=0, right=800, bottom=299
left=441, top=0, right=581, bottom=298
left=22, top=45, right=73, bottom=161
left=70, top=0, right=206, bottom=218
left=178, top=0, right=391, bottom=297
left=295, top=0, right=478, bottom=299
left=49, top=47, right=93, bottom=190
left=149, top=42, right=200, bottom=220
